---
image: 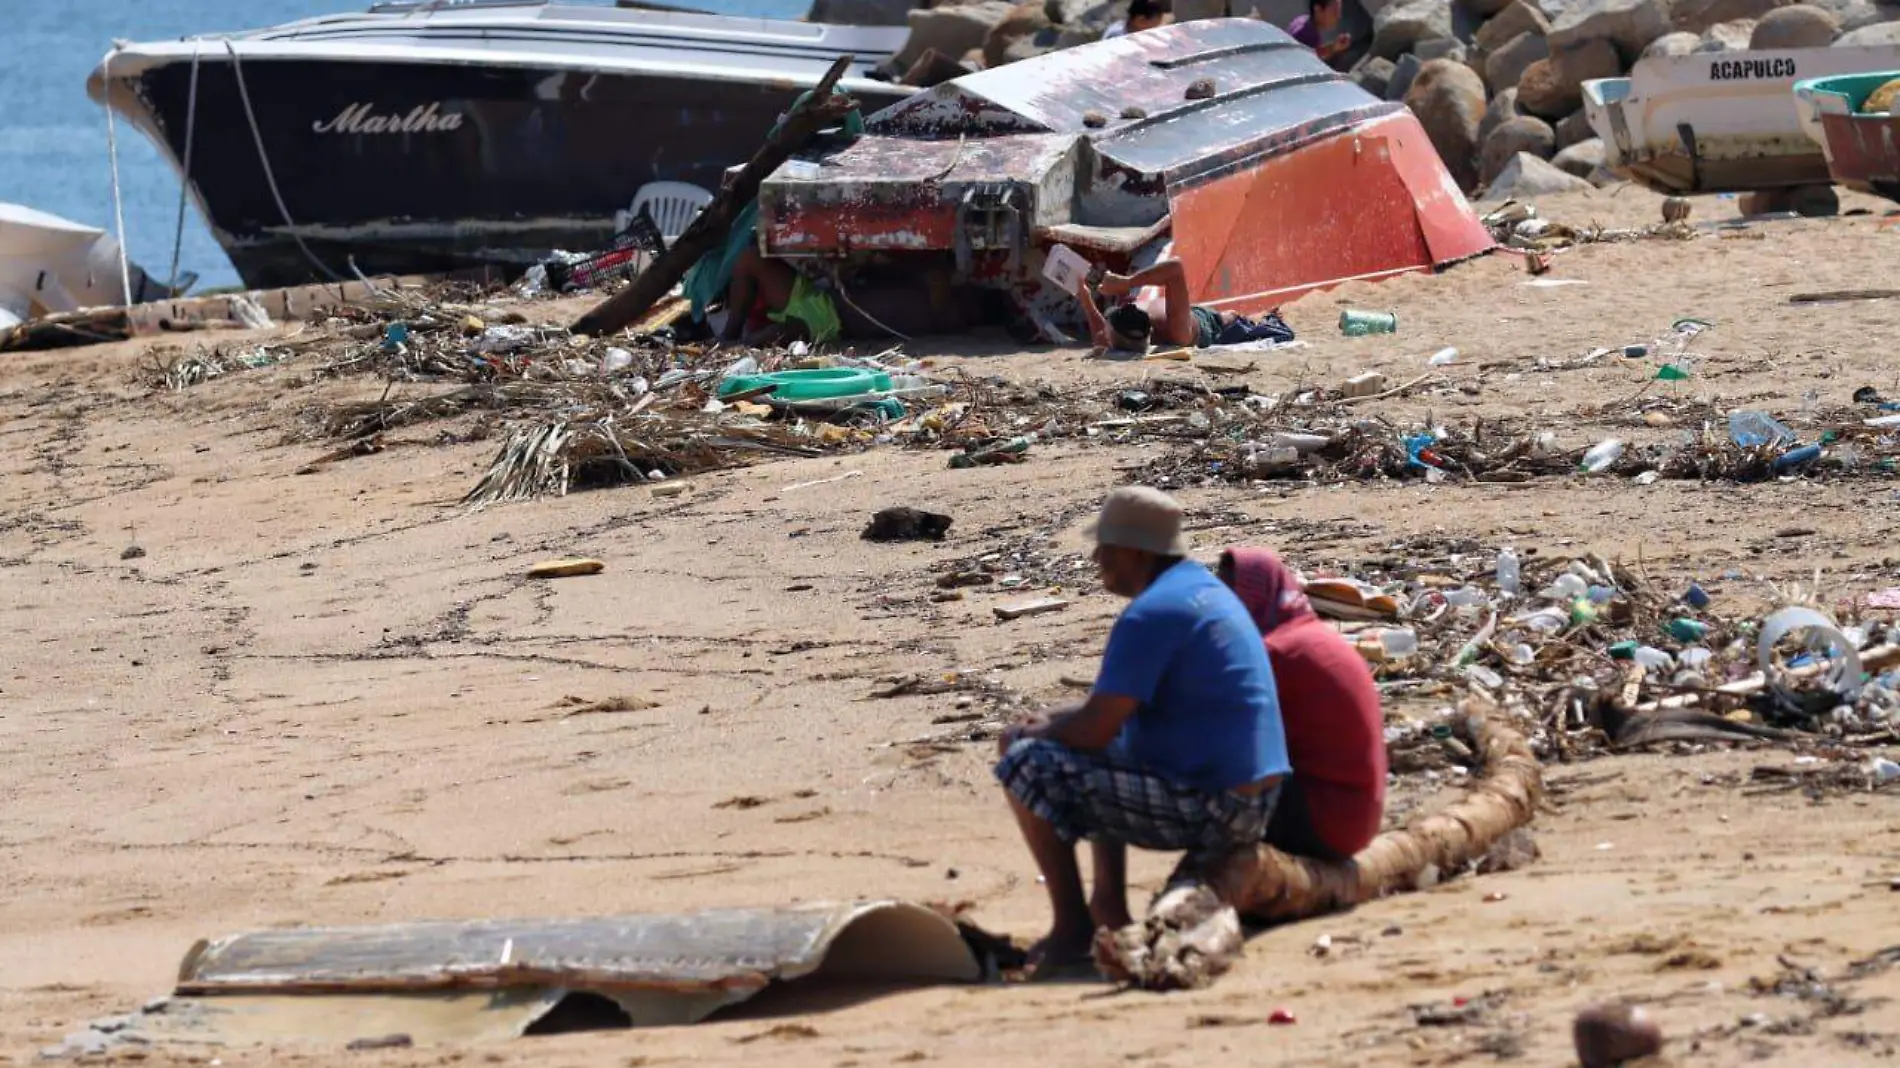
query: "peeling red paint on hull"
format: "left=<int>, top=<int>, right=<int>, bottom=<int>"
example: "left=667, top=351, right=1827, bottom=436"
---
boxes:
left=1817, top=111, right=1900, bottom=202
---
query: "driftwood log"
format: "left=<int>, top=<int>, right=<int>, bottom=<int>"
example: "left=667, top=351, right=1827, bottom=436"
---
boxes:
left=1095, top=693, right=1543, bottom=990
left=570, top=56, right=857, bottom=338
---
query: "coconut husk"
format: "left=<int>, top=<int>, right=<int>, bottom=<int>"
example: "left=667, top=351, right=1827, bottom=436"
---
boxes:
left=1094, top=692, right=1543, bottom=989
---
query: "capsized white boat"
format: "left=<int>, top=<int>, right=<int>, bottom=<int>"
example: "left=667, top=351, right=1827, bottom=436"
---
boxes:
left=1582, top=45, right=1900, bottom=195
left=0, top=204, right=164, bottom=329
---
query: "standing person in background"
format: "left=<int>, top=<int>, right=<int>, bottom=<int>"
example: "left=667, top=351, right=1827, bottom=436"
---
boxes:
left=1103, top=0, right=1165, bottom=38
left=1287, top=0, right=1352, bottom=62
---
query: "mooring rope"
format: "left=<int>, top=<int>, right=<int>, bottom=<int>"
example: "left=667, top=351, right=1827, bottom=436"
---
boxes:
left=222, top=39, right=345, bottom=283
left=164, top=42, right=203, bottom=296
left=101, top=47, right=135, bottom=306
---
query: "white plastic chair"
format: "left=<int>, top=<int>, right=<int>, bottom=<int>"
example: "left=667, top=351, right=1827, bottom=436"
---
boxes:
left=615, top=181, right=713, bottom=242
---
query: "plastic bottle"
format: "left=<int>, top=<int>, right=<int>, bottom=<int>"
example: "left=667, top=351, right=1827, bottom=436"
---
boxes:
left=1665, top=618, right=1709, bottom=642
left=1683, top=582, right=1711, bottom=609
left=1632, top=646, right=1674, bottom=671
left=1339, top=309, right=1398, bottom=335
left=1580, top=439, right=1624, bottom=473
left=1496, top=548, right=1521, bottom=595
left=1774, top=443, right=1822, bottom=472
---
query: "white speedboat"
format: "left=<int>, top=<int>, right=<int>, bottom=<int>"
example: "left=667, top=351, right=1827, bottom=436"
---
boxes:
left=0, top=203, right=163, bottom=329
left=1582, top=45, right=1900, bottom=194
left=87, top=0, right=913, bottom=289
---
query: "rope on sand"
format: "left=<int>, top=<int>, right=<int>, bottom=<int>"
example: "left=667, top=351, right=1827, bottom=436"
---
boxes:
left=1094, top=692, right=1545, bottom=990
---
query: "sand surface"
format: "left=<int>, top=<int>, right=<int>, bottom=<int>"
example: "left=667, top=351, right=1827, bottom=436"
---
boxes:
left=2, top=186, right=1899, bottom=1066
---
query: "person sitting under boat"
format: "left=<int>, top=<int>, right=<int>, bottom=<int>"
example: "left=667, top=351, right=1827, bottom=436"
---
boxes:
left=1287, top=0, right=1353, bottom=63
left=719, top=247, right=993, bottom=345
left=1103, top=0, right=1165, bottom=38
left=1218, top=546, right=1386, bottom=862
left=993, top=487, right=1291, bottom=971
left=1074, top=259, right=1294, bottom=354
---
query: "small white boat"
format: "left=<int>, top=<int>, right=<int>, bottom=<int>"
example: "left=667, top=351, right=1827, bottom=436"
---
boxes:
left=1582, top=45, right=1900, bottom=194
left=0, top=203, right=163, bottom=329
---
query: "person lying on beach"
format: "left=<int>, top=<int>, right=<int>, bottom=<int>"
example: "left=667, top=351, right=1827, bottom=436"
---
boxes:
left=993, top=487, right=1291, bottom=972
left=1219, top=547, right=1386, bottom=861
left=1074, top=260, right=1293, bottom=354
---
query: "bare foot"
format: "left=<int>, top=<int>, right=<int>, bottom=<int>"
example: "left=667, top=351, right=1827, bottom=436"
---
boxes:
left=1026, top=923, right=1097, bottom=974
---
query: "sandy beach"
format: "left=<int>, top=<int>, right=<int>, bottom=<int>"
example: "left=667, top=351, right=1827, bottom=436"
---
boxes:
left=3, top=184, right=1898, bottom=1066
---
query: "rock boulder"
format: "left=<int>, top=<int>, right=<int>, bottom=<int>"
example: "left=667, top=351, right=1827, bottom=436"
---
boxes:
left=1555, top=106, right=1595, bottom=147
left=1481, top=114, right=1558, bottom=183
left=1464, top=0, right=1517, bottom=18
left=1484, top=151, right=1597, bottom=197
left=1353, top=55, right=1400, bottom=96
left=1550, top=35, right=1622, bottom=97
left=1477, top=0, right=1554, bottom=50
left=1487, top=30, right=1553, bottom=91
left=1641, top=28, right=1703, bottom=53
left=1405, top=58, right=1489, bottom=190
left=1517, top=57, right=1582, bottom=118
left=1834, top=17, right=1900, bottom=41
left=1479, top=85, right=1524, bottom=144
left=983, top=1, right=1052, bottom=67
left=1669, top=0, right=1790, bottom=29
left=1547, top=0, right=1676, bottom=59
left=895, top=2, right=1014, bottom=69
left=1374, top=0, right=1459, bottom=57
left=1552, top=136, right=1607, bottom=177
left=1749, top=2, right=1840, bottom=43
left=1696, top=17, right=1758, bottom=46
left=1387, top=52, right=1426, bottom=99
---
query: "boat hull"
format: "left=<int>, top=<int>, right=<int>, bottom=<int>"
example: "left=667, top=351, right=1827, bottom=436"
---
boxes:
left=1583, top=46, right=1900, bottom=194
left=1794, top=72, right=1900, bottom=202
left=106, top=57, right=910, bottom=289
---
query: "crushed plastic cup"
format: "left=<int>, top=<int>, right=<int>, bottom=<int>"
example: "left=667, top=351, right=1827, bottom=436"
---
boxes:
left=1428, top=347, right=1459, bottom=366
left=1542, top=574, right=1588, bottom=601
left=1678, top=647, right=1713, bottom=670
left=1758, top=607, right=1864, bottom=703
left=1728, top=410, right=1795, bottom=448
left=1444, top=586, right=1488, bottom=608
left=1380, top=628, right=1420, bottom=657
left=1465, top=664, right=1504, bottom=689
left=1633, top=646, right=1674, bottom=671
left=1870, top=757, right=1900, bottom=785
left=601, top=347, right=635, bottom=373
left=1514, top=606, right=1568, bottom=633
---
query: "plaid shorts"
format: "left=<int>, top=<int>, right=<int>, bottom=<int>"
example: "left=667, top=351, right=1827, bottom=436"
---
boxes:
left=995, top=738, right=1279, bottom=865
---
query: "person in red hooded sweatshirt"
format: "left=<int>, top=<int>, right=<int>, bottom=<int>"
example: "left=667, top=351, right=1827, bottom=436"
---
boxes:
left=1217, top=547, right=1386, bottom=861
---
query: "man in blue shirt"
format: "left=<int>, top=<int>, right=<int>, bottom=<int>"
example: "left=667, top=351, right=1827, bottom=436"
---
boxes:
left=994, top=486, right=1291, bottom=972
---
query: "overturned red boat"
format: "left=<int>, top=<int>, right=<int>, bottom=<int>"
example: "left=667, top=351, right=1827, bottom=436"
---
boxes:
left=758, top=19, right=1493, bottom=332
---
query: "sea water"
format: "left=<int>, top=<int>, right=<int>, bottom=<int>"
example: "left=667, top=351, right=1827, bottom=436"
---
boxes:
left=0, top=0, right=804, bottom=292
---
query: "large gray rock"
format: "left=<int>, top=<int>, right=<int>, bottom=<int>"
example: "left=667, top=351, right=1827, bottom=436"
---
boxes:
left=1696, top=17, right=1759, bottom=45
left=1374, top=0, right=1458, bottom=56
left=1548, top=0, right=1676, bottom=59
left=1487, top=29, right=1552, bottom=90
left=1641, top=28, right=1703, bottom=53
left=1479, top=85, right=1524, bottom=144
left=1481, top=114, right=1558, bottom=183
left=1555, top=106, right=1596, bottom=147
left=1749, top=2, right=1841, bottom=42
left=982, top=1, right=1052, bottom=67
left=1836, top=18, right=1900, bottom=41
left=1517, top=56, right=1582, bottom=118
left=1387, top=52, right=1426, bottom=99
left=1549, top=35, right=1621, bottom=98
left=807, top=0, right=917, bottom=24
left=1815, top=0, right=1900, bottom=30
left=1669, top=0, right=1790, bottom=29
left=895, top=2, right=1014, bottom=68
left=1417, top=36, right=1472, bottom=60
left=1476, top=0, right=1554, bottom=49
left=1405, top=58, right=1489, bottom=189
left=1484, top=151, right=1596, bottom=197
left=1553, top=137, right=1607, bottom=177
left=1353, top=54, right=1400, bottom=96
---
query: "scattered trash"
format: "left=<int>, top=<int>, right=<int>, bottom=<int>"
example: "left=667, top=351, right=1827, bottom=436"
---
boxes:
left=1729, top=410, right=1795, bottom=448
left=993, top=597, right=1070, bottom=622
left=651, top=481, right=693, bottom=498
left=1340, top=371, right=1389, bottom=399
left=526, top=558, right=604, bottom=579
left=1267, top=1007, right=1297, bottom=1025
left=951, top=436, right=1034, bottom=468
left=863, top=507, right=954, bottom=542
left=1579, top=439, right=1624, bottom=474
left=1339, top=309, right=1397, bottom=336
left=1428, top=347, right=1459, bottom=366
